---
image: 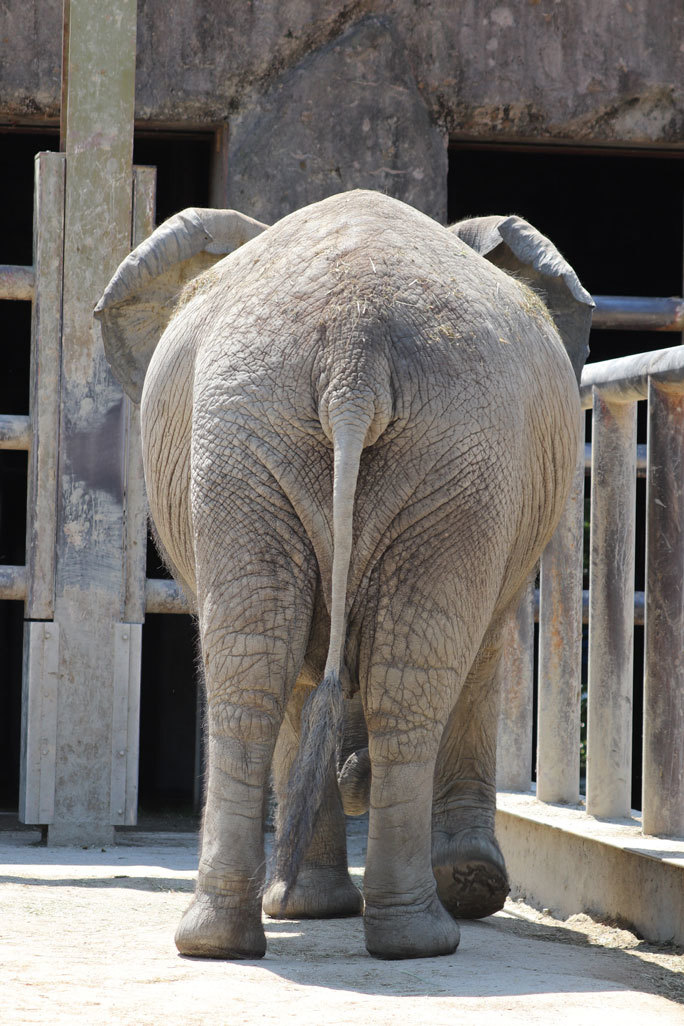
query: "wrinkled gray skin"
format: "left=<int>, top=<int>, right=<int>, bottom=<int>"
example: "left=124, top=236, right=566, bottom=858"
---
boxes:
left=96, top=190, right=591, bottom=961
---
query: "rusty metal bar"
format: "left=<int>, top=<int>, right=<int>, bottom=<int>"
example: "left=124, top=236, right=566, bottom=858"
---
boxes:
left=642, top=380, right=684, bottom=837
left=0, top=264, right=35, bottom=301
left=592, top=295, right=684, bottom=332
left=144, top=578, right=192, bottom=615
left=0, top=565, right=28, bottom=601
left=586, top=391, right=637, bottom=818
left=536, top=426, right=585, bottom=804
left=0, top=414, right=31, bottom=450
left=498, top=580, right=535, bottom=792
left=579, top=345, right=684, bottom=408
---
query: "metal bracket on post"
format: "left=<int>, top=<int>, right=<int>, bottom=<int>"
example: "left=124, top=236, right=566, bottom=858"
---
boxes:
left=19, top=622, right=60, bottom=824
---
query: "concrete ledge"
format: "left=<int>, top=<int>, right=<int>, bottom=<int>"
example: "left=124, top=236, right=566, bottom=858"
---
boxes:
left=496, top=791, right=684, bottom=947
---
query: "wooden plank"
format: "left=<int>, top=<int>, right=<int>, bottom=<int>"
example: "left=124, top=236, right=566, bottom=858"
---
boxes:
left=19, top=622, right=59, bottom=824
left=122, top=165, right=156, bottom=625
left=25, top=151, right=65, bottom=621
left=109, top=623, right=142, bottom=825
left=45, top=0, right=137, bottom=844
left=586, top=391, right=636, bottom=818
left=537, top=424, right=585, bottom=804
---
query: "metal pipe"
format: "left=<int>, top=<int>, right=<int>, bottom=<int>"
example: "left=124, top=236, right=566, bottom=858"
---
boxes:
left=537, top=427, right=585, bottom=804
left=580, top=345, right=684, bottom=408
left=642, top=380, right=684, bottom=837
left=498, top=579, right=535, bottom=792
left=0, top=264, right=35, bottom=301
left=592, top=295, right=684, bottom=332
left=0, top=414, right=31, bottom=451
left=0, top=565, right=27, bottom=601
left=586, top=390, right=637, bottom=819
left=144, top=578, right=192, bottom=615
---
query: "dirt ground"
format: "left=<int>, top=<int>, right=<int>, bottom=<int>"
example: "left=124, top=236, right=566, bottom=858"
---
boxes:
left=2, top=820, right=683, bottom=1026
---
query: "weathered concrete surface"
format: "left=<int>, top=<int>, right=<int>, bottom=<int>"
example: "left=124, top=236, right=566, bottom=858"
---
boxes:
left=2, top=821, right=683, bottom=1025
left=224, top=16, right=447, bottom=223
left=497, top=792, right=684, bottom=947
left=2, top=1, right=683, bottom=148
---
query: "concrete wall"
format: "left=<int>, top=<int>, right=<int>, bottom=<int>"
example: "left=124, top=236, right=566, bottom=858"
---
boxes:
left=2, top=1, right=683, bottom=223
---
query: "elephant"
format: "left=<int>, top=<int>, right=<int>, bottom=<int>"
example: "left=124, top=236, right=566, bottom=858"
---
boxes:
left=95, top=189, right=592, bottom=961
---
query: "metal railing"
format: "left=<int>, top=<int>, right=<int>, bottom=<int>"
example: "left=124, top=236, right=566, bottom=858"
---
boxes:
left=499, top=341, right=684, bottom=839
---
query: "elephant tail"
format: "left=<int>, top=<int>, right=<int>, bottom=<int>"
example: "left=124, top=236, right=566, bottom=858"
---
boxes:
left=274, top=401, right=381, bottom=904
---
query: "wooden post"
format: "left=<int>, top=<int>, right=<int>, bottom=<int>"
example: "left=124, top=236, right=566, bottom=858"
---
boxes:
left=18, top=152, right=66, bottom=826
left=40, top=0, right=138, bottom=844
left=586, top=390, right=637, bottom=818
left=537, top=423, right=585, bottom=804
left=642, top=380, right=684, bottom=836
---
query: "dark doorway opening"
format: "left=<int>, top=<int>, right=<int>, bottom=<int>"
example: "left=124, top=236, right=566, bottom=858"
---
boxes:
left=0, top=128, right=212, bottom=825
left=449, top=144, right=684, bottom=808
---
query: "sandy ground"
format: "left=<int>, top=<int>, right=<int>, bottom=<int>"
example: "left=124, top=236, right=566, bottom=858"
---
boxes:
left=2, top=820, right=683, bottom=1026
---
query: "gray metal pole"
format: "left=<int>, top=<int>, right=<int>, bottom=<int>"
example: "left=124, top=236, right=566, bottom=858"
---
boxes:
left=537, top=423, right=585, bottom=804
left=586, top=390, right=637, bottom=818
left=642, top=380, right=684, bottom=836
left=497, top=580, right=535, bottom=792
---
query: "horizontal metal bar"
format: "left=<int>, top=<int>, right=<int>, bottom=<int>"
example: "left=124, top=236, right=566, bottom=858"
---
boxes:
left=592, top=295, right=684, bottom=332
left=0, top=414, right=31, bottom=451
left=0, top=264, right=35, bottom=301
left=144, top=578, right=192, bottom=615
left=580, top=345, right=684, bottom=408
left=0, top=564, right=27, bottom=601
left=532, top=588, right=644, bottom=627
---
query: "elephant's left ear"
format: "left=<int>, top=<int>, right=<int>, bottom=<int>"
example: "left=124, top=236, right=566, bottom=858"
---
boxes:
left=94, top=208, right=268, bottom=403
left=450, top=215, right=594, bottom=384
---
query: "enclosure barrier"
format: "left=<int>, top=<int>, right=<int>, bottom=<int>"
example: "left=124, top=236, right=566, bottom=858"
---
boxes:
left=498, top=342, right=684, bottom=842
left=1, top=160, right=684, bottom=929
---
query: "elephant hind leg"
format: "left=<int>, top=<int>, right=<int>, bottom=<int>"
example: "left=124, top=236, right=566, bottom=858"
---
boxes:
left=361, top=654, right=462, bottom=958
left=263, top=683, right=363, bottom=920
left=176, top=458, right=318, bottom=959
left=432, top=623, right=510, bottom=920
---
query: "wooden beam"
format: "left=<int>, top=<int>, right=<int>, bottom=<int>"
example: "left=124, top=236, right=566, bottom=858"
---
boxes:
left=44, top=0, right=138, bottom=844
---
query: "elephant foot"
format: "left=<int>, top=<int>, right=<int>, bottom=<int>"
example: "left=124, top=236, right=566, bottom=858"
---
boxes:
left=364, top=895, right=460, bottom=960
left=263, top=866, right=363, bottom=919
left=432, top=830, right=510, bottom=919
left=175, top=892, right=266, bottom=960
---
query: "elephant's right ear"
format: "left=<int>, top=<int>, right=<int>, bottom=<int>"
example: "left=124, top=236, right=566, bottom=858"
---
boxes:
left=450, top=215, right=593, bottom=385
left=94, top=207, right=268, bottom=403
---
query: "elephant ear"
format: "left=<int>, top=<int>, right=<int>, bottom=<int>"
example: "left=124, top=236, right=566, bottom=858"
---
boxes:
left=94, top=207, right=269, bottom=402
left=450, top=215, right=593, bottom=384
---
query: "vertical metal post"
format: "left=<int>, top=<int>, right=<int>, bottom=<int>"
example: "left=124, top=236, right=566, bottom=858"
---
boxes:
left=537, top=421, right=585, bottom=804
left=642, top=380, right=684, bottom=836
left=586, top=390, right=637, bottom=818
left=497, top=580, right=535, bottom=791
left=44, top=0, right=138, bottom=844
